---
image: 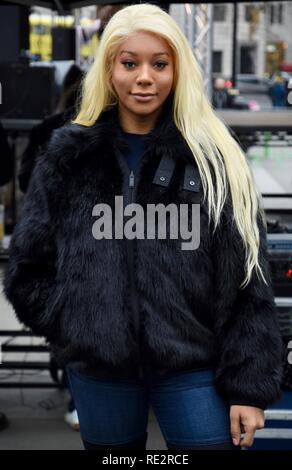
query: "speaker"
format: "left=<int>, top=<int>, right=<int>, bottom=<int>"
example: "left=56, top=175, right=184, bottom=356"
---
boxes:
left=267, top=234, right=292, bottom=297
left=0, top=5, right=29, bottom=62
left=0, top=63, right=56, bottom=119
left=52, top=27, right=76, bottom=61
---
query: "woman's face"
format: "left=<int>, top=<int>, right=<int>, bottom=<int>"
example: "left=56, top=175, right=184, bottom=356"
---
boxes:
left=110, top=31, right=174, bottom=120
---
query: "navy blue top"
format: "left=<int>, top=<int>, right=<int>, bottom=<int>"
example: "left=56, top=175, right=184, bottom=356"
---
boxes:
left=121, top=131, right=149, bottom=172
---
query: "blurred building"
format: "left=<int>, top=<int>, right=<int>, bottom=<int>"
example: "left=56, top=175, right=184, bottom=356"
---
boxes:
left=170, top=2, right=292, bottom=78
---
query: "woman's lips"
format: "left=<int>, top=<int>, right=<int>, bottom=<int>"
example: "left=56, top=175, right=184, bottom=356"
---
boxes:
left=131, top=94, right=156, bottom=102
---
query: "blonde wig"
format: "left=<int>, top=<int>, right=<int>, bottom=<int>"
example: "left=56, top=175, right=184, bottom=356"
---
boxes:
left=73, top=3, right=268, bottom=289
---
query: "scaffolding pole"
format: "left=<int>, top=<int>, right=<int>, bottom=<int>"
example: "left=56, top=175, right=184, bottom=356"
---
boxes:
left=183, top=3, right=214, bottom=99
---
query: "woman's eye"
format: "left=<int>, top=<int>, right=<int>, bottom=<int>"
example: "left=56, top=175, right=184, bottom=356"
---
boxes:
left=121, top=61, right=168, bottom=70
left=155, top=62, right=168, bottom=69
left=121, top=61, right=135, bottom=69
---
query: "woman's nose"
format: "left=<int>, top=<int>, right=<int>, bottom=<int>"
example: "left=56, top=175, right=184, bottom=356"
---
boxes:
left=136, top=65, right=154, bottom=84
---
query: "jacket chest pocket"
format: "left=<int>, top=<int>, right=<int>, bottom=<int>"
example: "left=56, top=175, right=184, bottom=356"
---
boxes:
left=152, top=153, right=202, bottom=204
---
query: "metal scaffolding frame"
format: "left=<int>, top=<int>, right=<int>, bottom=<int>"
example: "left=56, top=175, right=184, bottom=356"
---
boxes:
left=183, top=3, right=214, bottom=98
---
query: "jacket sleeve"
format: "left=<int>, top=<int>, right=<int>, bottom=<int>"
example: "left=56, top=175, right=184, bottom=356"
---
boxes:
left=212, top=196, right=284, bottom=410
left=3, top=148, right=59, bottom=339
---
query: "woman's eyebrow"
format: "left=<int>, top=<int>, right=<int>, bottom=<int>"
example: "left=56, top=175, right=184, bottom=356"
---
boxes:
left=120, top=51, right=170, bottom=57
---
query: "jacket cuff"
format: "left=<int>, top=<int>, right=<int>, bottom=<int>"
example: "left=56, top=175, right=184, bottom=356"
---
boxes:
left=228, top=399, right=266, bottom=410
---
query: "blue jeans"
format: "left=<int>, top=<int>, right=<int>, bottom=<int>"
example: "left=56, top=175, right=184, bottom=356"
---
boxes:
left=66, top=365, right=239, bottom=450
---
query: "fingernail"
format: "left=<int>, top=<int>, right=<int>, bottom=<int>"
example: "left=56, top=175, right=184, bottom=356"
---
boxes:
left=232, top=438, right=238, bottom=446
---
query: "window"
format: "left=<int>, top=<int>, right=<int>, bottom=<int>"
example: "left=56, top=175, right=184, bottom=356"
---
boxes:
left=245, top=6, right=253, bottom=22
left=270, top=3, right=284, bottom=25
left=278, top=3, right=283, bottom=24
left=240, top=46, right=256, bottom=74
left=213, top=5, right=226, bottom=22
left=213, top=51, right=222, bottom=73
left=270, top=4, right=275, bottom=24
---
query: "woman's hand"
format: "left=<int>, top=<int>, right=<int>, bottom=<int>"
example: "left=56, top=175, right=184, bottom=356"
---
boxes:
left=230, top=405, right=265, bottom=448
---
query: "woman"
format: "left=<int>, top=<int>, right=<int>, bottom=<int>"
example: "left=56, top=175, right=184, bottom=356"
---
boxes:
left=3, top=4, right=283, bottom=450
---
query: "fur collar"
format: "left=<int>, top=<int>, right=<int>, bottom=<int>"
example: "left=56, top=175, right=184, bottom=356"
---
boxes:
left=48, top=93, right=195, bottom=170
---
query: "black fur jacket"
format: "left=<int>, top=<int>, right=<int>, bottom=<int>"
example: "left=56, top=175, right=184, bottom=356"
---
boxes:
left=3, top=97, right=283, bottom=409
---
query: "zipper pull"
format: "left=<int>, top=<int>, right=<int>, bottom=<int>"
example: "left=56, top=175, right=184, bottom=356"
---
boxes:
left=129, top=170, right=135, bottom=188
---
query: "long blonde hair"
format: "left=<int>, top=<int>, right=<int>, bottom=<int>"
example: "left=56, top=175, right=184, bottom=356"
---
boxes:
left=73, top=3, right=268, bottom=289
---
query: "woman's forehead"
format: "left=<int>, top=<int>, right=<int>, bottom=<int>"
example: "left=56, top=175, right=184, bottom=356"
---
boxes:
left=114, top=32, right=173, bottom=57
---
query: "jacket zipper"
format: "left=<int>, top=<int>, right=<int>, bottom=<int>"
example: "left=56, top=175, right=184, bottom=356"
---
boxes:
left=115, top=146, right=149, bottom=374
left=127, top=170, right=141, bottom=361
left=115, top=149, right=145, bottom=368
